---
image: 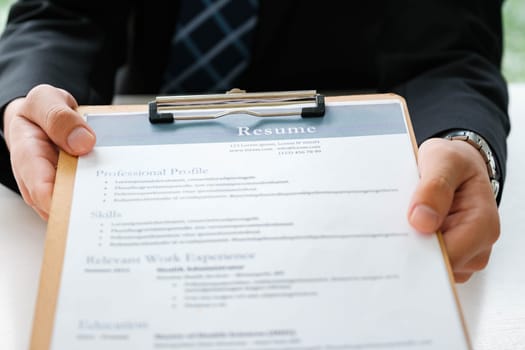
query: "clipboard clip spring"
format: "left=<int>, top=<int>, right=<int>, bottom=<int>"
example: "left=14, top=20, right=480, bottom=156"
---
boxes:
left=148, top=89, right=325, bottom=124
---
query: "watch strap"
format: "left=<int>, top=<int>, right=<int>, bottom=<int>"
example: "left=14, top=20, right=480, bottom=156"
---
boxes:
left=442, top=130, right=500, bottom=198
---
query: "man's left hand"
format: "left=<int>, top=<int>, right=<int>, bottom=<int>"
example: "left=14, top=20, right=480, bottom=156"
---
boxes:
left=408, top=138, right=500, bottom=283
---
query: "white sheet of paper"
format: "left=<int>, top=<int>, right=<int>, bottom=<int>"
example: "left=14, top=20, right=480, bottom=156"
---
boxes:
left=49, top=100, right=469, bottom=349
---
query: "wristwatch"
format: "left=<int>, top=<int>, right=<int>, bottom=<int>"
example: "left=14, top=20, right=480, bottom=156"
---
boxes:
left=442, top=130, right=500, bottom=199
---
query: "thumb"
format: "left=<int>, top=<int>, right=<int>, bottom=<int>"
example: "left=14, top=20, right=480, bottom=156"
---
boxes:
left=408, top=139, right=466, bottom=233
left=21, top=84, right=96, bottom=155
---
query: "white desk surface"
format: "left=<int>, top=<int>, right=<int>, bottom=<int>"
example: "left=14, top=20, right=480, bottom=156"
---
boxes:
left=1, top=85, right=524, bottom=350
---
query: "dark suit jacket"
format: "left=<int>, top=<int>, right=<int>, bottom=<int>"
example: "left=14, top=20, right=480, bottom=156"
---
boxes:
left=0, top=0, right=510, bottom=202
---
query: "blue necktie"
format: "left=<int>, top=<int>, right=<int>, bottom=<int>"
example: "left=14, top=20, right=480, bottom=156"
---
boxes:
left=161, top=0, right=258, bottom=94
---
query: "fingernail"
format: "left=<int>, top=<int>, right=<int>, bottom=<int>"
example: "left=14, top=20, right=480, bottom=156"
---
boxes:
left=67, top=127, right=95, bottom=154
left=410, top=204, right=440, bottom=233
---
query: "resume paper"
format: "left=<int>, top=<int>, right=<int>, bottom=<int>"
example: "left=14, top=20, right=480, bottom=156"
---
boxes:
left=49, top=100, right=469, bottom=349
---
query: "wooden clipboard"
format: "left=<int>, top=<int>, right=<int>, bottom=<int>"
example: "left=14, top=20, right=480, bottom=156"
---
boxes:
left=30, top=93, right=471, bottom=350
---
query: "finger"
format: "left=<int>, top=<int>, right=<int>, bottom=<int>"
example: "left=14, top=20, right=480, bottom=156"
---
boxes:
left=13, top=170, right=51, bottom=221
left=31, top=204, right=51, bottom=221
left=12, top=164, right=33, bottom=207
left=21, top=84, right=96, bottom=155
left=408, top=139, right=472, bottom=233
left=439, top=191, right=499, bottom=270
left=9, top=116, right=59, bottom=219
left=23, top=156, right=56, bottom=219
left=457, top=249, right=492, bottom=273
left=453, top=272, right=473, bottom=284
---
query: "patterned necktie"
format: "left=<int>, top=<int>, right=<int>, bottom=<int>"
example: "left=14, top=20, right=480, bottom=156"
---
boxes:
left=161, top=0, right=259, bottom=94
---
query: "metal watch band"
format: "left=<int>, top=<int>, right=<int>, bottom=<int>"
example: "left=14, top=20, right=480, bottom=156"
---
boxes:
left=442, top=130, right=500, bottom=199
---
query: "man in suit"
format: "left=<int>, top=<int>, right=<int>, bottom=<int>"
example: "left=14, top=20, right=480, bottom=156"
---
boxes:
left=0, top=0, right=509, bottom=282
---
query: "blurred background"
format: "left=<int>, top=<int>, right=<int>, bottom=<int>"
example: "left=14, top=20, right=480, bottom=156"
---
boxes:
left=0, top=0, right=523, bottom=81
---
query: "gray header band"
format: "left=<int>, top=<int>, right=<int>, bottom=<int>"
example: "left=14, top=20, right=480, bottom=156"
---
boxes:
left=87, top=103, right=406, bottom=147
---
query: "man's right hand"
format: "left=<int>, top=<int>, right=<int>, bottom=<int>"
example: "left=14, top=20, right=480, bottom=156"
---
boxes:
left=3, top=84, right=96, bottom=220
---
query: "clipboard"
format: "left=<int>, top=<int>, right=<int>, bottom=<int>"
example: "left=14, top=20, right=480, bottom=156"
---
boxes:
left=30, top=91, right=471, bottom=350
